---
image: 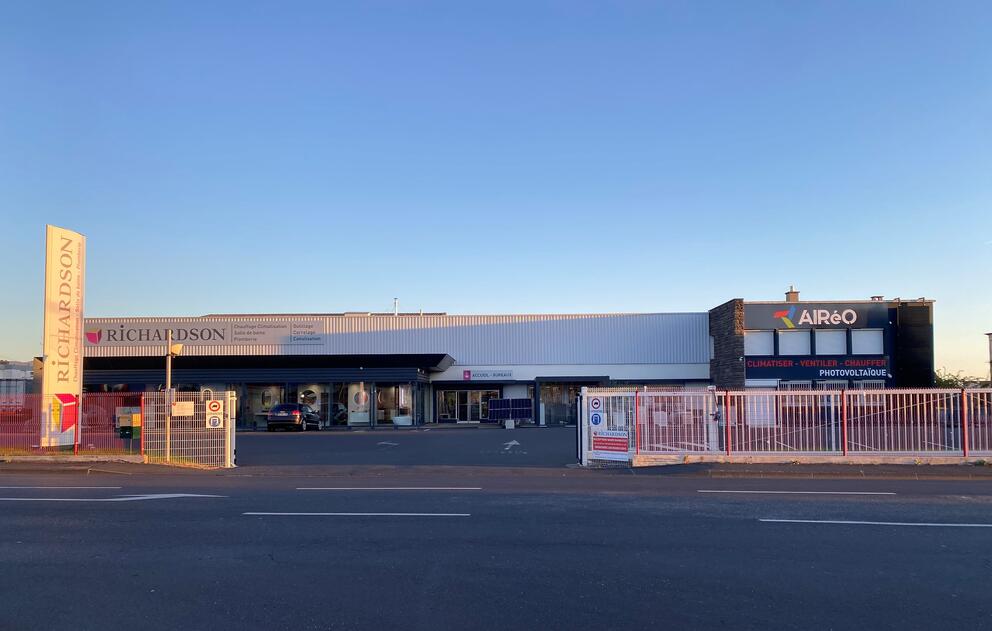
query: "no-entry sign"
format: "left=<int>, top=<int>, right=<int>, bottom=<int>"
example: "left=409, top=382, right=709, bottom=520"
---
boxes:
left=205, top=399, right=224, bottom=429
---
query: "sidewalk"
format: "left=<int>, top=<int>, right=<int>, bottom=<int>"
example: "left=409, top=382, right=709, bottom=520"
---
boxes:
left=235, top=423, right=562, bottom=432
left=4, top=459, right=992, bottom=480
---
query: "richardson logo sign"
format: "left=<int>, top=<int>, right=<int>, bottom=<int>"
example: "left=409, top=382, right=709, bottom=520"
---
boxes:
left=745, top=302, right=888, bottom=330
left=84, top=320, right=322, bottom=348
left=41, top=225, right=86, bottom=448
left=87, top=326, right=226, bottom=344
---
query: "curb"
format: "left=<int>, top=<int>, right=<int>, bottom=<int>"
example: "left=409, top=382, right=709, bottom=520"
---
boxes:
left=699, top=470, right=992, bottom=481
left=0, top=455, right=146, bottom=464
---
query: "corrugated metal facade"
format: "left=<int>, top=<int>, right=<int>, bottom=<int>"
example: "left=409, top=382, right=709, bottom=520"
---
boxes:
left=84, top=313, right=710, bottom=366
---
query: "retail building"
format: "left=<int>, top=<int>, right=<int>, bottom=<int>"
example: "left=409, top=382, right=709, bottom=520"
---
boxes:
left=80, top=290, right=935, bottom=428
left=82, top=311, right=710, bottom=428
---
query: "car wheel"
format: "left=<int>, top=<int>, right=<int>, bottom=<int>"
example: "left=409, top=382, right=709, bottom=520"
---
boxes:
left=300, top=420, right=307, bottom=432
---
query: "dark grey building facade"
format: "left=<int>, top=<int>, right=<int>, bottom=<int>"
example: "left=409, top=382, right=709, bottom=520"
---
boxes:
left=709, top=290, right=934, bottom=389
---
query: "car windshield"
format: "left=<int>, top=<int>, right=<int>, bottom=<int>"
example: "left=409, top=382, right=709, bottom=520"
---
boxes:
left=269, top=404, right=298, bottom=413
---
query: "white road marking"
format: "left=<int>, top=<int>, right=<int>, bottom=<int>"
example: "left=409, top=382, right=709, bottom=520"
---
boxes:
left=296, top=487, right=482, bottom=491
left=0, top=486, right=123, bottom=490
left=760, top=519, right=992, bottom=528
left=377, top=441, right=399, bottom=447
left=503, top=440, right=520, bottom=451
left=698, top=490, right=896, bottom=496
left=244, top=512, right=470, bottom=517
left=0, top=493, right=224, bottom=503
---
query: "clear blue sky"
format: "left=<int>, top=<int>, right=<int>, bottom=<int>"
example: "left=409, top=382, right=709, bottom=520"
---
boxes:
left=1, top=1, right=990, bottom=374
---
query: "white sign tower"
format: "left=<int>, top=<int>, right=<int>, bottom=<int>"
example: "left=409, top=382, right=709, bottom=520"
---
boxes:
left=41, top=225, right=86, bottom=448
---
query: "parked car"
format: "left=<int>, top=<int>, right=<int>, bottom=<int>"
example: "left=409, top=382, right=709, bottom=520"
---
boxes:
left=266, top=404, right=320, bottom=431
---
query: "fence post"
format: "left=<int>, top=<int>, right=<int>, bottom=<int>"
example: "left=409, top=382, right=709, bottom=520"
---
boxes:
left=962, top=389, right=969, bottom=458
left=724, top=391, right=731, bottom=456
left=634, top=390, right=640, bottom=455
left=73, top=394, right=80, bottom=456
left=227, top=392, right=236, bottom=467
left=224, top=402, right=232, bottom=468
left=579, top=387, right=588, bottom=466
left=165, top=389, right=172, bottom=463
left=140, top=393, right=145, bottom=457
left=841, top=390, right=848, bottom=457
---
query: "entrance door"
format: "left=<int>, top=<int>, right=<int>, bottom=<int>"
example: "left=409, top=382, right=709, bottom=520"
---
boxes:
left=540, top=383, right=588, bottom=426
left=457, top=391, right=470, bottom=423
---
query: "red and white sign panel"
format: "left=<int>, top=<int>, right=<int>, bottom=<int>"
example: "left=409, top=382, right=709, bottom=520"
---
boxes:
left=591, top=429, right=629, bottom=461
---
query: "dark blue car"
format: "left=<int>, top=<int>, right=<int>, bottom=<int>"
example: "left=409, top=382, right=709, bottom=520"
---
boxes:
left=266, top=403, right=320, bottom=431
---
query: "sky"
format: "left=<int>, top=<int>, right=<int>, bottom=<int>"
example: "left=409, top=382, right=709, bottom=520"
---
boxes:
left=1, top=1, right=990, bottom=375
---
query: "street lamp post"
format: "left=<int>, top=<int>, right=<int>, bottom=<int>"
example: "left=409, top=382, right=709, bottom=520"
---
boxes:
left=986, top=333, right=992, bottom=387
left=164, top=330, right=183, bottom=462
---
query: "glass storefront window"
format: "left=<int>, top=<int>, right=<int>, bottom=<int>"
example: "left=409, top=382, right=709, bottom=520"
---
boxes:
left=539, top=383, right=588, bottom=426
left=377, top=384, right=414, bottom=426
left=480, top=391, right=496, bottom=421
left=435, top=389, right=500, bottom=423
left=295, top=384, right=331, bottom=428
left=437, top=391, right=456, bottom=422
left=469, top=391, right=480, bottom=421
left=247, top=384, right=285, bottom=429
left=346, top=382, right=371, bottom=426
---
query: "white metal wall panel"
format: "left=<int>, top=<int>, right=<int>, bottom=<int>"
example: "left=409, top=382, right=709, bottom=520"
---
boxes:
left=84, top=312, right=710, bottom=365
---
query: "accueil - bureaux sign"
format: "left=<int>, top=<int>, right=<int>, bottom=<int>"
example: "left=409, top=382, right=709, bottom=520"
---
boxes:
left=41, top=225, right=86, bottom=448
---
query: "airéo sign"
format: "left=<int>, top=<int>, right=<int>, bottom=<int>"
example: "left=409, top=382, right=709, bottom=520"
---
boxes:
left=744, top=303, right=889, bottom=330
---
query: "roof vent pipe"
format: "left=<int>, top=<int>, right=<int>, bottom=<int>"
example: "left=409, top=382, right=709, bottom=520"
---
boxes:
left=393, top=298, right=399, bottom=316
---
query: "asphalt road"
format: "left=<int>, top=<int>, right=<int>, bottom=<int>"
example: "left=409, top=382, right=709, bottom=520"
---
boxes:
left=2, top=464, right=992, bottom=631
left=234, top=426, right=578, bottom=467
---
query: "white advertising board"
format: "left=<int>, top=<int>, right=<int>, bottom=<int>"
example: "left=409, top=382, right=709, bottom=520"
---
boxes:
left=171, top=401, right=195, bottom=417
left=589, top=407, right=630, bottom=462
left=41, top=225, right=86, bottom=447
left=83, top=319, right=322, bottom=348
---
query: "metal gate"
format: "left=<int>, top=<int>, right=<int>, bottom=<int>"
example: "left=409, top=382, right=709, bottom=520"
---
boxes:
left=579, top=387, right=637, bottom=465
left=142, top=391, right=236, bottom=468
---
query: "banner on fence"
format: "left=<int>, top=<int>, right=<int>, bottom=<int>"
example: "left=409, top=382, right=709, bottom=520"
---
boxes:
left=590, top=409, right=630, bottom=461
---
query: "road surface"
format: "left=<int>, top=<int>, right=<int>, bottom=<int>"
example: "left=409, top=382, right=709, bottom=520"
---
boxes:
left=2, top=460, right=991, bottom=630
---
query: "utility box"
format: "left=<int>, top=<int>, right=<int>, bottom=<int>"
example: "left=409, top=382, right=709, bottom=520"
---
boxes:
left=116, top=406, right=141, bottom=440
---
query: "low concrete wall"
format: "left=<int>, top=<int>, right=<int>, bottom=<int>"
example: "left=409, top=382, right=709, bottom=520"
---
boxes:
left=1, top=455, right=146, bottom=464
left=631, top=454, right=988, bottom=467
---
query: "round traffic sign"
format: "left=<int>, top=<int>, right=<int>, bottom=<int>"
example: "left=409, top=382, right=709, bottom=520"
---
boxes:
left=206, top=400, right=223, bottom=414
left=590, top=398, right=602, bottom=411
left=590, top=412, right=603, bottom=426
left=206, top=415, right=223, bottom=429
